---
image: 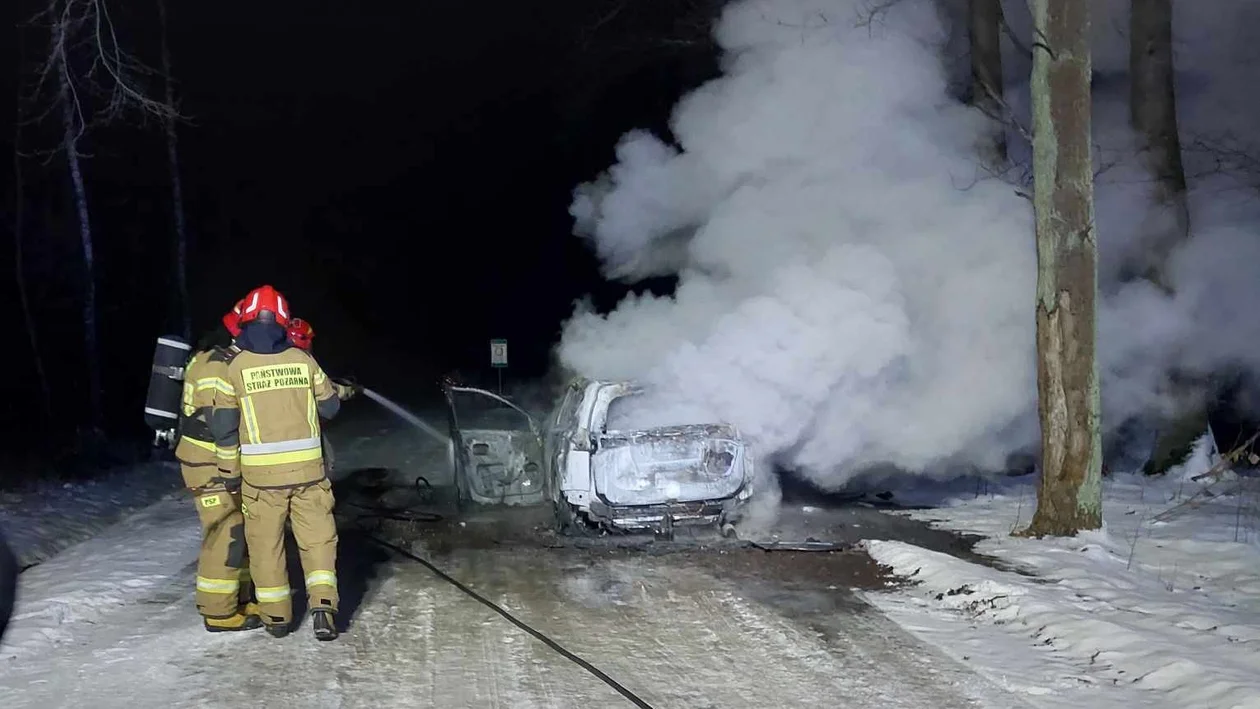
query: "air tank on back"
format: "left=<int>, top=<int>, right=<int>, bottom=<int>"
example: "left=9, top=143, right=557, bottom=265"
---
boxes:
left=145, top=335, right=191, bottom=445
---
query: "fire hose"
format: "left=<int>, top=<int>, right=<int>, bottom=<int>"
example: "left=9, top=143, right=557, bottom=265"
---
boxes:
left=343, top=387, right=654, bottom=706
left=331, top=483, right=653, bottom=708
left=364, top=533, right=655, bottom=709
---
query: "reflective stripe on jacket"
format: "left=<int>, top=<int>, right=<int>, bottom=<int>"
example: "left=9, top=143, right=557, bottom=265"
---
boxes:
left=212, top=347, right=340, bottom=488
left=176, top=346, right=241, bottom=488
left=176, top=350, right=227, bottom=465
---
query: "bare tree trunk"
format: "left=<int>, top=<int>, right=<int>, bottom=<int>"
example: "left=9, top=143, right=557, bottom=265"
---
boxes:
left=969, top=0, right=1006, bottom=164
left=1020, top=0, right=1103, bottom=537
left=1128, top=0, right=1188, bottom=285
left=56, top=51, right=103, bottom=432
left=156, top=0, right=190, bottom=341
left=12, top=35, right=54, bottom=423
left=13, top=130, right=54, bottom=425
left=1130, top=0, right=1205, bottom=475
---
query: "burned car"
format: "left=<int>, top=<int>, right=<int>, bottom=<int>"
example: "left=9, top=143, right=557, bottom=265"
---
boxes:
left=440, top=377, right=756, bottom=535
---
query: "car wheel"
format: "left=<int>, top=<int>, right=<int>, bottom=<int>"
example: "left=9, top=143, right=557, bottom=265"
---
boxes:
left=552, top=500, right=590, bottom=537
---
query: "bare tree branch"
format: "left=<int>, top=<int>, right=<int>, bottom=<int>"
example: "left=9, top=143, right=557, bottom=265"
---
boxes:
left=19, top=0, right=182, bottom=434
left=999, top=10, right=1033, bottom=60
left=24, top=0, right=182, bottom=165
left=1182, top=132, right=1260, bottom=191
left=855, top=0, right=904, bottom=31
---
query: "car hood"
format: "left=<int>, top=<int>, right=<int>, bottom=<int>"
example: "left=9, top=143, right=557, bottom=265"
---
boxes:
left=591, top=423, right=749, bottom=506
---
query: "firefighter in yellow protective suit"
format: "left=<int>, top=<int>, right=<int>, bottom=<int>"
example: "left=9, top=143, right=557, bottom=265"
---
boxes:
left=285, top=317, right=357, bottom=472
left=175, top=301, right=261, bottom=632
left=209, top=285, right=354, bottom=641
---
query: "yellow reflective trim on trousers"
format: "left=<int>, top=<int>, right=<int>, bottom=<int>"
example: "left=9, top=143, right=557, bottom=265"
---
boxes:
left=305, top=570, right=337, bottom=589
left=196, top=576, right=240, bottom=595
left=183, top=436, right=216, bottom=453
left=241, top=396, right=261, bottom=445
left=306, top=391, right=319, bottom=440
left=215, top=444, right=239, bottom=460
left=240, top=446, right=323, bottom=468
left=256, top=585, right=291, bottom=602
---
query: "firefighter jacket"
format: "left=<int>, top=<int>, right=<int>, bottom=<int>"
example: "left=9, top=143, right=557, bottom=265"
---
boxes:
left=209, top=322, right=341, bottom=489
left=175, top=346, right=239, bottom=489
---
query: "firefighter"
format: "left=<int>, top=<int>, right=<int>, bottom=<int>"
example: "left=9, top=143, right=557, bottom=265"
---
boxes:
left=286, top=317, right=315, bottom=352
left=175, top=301, right=261, bottom=632
left=286, top=317, right=357, bottom=476
left=209, top=285, right=346, bottom=641
left=287, top=318, right=357, bottom=398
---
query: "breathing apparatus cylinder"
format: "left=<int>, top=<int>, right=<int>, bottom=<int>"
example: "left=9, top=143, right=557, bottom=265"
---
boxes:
left=145, top=335, right=191, bottom=446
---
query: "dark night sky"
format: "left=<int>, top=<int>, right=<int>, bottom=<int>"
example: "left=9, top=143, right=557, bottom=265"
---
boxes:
left=0, top=0, right=720, bottom=459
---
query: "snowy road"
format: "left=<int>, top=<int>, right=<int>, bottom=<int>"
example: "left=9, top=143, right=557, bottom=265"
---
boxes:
left=0, top=404, right=1029, bottom=708
left=0, top=506, right=1021, bottom=708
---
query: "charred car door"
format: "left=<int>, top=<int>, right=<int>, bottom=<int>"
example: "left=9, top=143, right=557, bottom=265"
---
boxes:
left=441, top=383, right=547, bottom=507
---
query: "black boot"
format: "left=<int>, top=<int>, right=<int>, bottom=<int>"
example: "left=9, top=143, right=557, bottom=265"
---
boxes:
left=265, top=620, right=291, bottom=638
left=312, top=609, right=338, bottom=641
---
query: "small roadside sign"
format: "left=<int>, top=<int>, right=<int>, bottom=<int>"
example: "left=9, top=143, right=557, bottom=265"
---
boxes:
left=490, top=339, right=508, bottom=368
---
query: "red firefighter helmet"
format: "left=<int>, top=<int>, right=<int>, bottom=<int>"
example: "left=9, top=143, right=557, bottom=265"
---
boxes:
left=287, top=318, right=315, bottom=350
left=221, top=299, right=244, bottom=338
left=237, top=285, right=291, bottom=327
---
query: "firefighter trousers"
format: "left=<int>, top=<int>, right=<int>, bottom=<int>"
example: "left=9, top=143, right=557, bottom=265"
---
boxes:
left=188, top=476, right=253, bottom=619
left=240, top=478, right=338, bottom=627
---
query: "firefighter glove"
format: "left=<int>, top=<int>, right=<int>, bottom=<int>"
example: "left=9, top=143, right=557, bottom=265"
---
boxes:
left=332, top=377, right=360, bottom=400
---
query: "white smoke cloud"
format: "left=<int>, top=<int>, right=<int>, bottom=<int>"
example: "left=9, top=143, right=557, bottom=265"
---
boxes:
left=560, top=0, right=1260, bottom=492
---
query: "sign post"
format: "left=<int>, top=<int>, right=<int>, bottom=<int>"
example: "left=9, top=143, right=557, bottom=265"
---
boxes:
left=490, top=339, right=508, bottom=394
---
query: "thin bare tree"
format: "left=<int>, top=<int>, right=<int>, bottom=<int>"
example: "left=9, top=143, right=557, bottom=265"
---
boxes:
left=1020, top=0, right=1103, bottom=536
left=969, top=0, right=1006, bottom=165
left=29, top=0, right=177, bottom=434
left=1128, top=0, right=1188, bottom=283
left=156, top=0, right=190, bottom=341
left=1129, top=0, right=1206, bottom=476
left=10, top=32, right=54, bottom=423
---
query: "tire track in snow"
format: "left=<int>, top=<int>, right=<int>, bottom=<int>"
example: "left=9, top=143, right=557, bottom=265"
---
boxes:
left=415, top=566, right=623, bottom=708
left=431, top=550, right=1008, bottom=709
left=1, top=544, right=1017, bottom=708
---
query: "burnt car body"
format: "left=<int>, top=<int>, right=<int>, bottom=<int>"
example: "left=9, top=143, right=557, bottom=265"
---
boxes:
left=441, top=377, right=756, bottom=534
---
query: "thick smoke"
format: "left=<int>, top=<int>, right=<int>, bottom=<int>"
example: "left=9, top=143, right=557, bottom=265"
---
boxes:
left=560, top=0, right=1260, bottom=493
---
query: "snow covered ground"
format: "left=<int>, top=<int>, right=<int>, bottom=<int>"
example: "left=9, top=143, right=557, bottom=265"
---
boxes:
left=1, top=542, right=1022, bottom=709
left=1, top=496, right=201, bottom=661
left=0, top=460, right=182, bottom=569
left=9, top=403, right=1260, bottom=708
left=0, top=402, right=423, bottom=662
left=0, top=406, right=1030, bottom=708
left=0, top=417, right=1025, bottom=707
left=859, top=436, right=1260, bottom=709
